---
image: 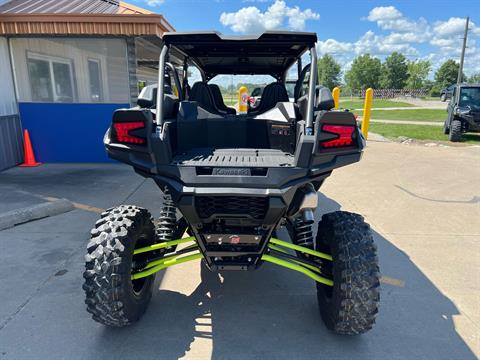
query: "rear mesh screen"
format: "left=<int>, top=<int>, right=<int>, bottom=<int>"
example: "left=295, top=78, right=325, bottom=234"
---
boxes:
left=196, top=196, right=267, bottom=220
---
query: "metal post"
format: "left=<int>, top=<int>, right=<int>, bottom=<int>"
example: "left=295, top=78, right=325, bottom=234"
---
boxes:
left=238, top=86, right=248, bottom=114
left=457, top=16, right=469, bottom=84
left=305, top=47, right=318, bottom=135
left=182, top=58, right=189, bottom=99
left=361, top=88, right=373, bottom=139
left=332, top=87, right=340, bottom=109
left=297, top=58, right=302, bottom=80
left=156, top=45, right=168, bottom=127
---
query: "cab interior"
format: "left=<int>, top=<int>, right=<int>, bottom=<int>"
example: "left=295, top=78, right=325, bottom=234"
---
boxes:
left=136, top=32, right=333, bottom=167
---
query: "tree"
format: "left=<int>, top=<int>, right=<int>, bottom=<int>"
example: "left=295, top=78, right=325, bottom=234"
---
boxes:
left=317, top=54, right=341, bottom=90
left=423, top=79, right=435, bottom=93
left=406, top=60, right=431, bottom=89
left=468, top=73, right=480, bottom=83
left=345, top=54, right=382, bottom=90
left=434, top=60, right=464, bottom=89
left=380, top=52, right=409, bottom=89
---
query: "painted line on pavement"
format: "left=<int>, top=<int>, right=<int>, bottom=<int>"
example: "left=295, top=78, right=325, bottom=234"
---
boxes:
left=381, top=276, right=405, bottom=287
left=42, top=196, right=105, bottom=214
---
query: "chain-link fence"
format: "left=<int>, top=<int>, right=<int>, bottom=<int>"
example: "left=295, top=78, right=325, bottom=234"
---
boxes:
left=342, top=88, right=429, bottom=99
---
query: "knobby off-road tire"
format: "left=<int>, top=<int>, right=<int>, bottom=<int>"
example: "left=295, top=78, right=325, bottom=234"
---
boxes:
left=83, top=205, right=156, bottom=327
left=443, top=121, right=450, bottom=135
left=315, top=211, right=380, bottom=335
left=448, top=119, right=463, bottom=142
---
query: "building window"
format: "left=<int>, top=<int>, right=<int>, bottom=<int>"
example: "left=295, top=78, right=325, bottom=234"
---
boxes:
left=27, top=58, right=53, bottom=102
left=12, top=38, right=129, bottom=103
left=88, top=59, right=103, bottom=102
left=27, top=53, right=75, bottom=103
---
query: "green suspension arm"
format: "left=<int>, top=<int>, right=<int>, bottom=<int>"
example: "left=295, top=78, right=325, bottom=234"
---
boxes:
left=269, top=238, right=333, bottom=261
left=131, top=252, right=203, bottom=280
left=261, top=254, right=333, bottom=286
left=133, top=236, right=196, bottom=255
left=130, top=236, right=333, bottom=286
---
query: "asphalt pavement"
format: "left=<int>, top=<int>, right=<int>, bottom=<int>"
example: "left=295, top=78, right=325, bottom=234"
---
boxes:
left=0, top=141, right=479, bottom=359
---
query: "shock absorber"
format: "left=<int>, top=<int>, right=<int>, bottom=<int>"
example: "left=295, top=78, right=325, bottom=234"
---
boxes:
left=292, top=216, right=314, bottom=249
left=291, top=183, right=317, bottom=250
left=156, top=187, right=178, bottom=244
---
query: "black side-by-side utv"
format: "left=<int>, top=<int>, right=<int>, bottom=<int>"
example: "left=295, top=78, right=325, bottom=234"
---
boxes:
left=83, top=31, right=380, bottom=335
left=443, top=84, right=480, bottom=142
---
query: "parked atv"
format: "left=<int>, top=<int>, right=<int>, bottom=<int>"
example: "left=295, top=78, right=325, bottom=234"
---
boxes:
left=83, top=31, right=380, bottom=335
left=444, top=84, right=480, bottom=142
left=440, top=84, right=455, bottom=102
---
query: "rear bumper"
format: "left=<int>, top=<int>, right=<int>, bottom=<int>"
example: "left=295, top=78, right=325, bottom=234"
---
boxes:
left=170, top=186, right=289, bottom=271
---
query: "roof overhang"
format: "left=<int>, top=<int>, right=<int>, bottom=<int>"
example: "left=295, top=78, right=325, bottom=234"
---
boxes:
left=0, top=13, right=174, bottom=36
left=162, top=31, right=317, bottom=79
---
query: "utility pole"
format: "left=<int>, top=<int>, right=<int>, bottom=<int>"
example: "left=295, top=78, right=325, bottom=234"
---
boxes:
left=457, top=16, right=469, bottom=84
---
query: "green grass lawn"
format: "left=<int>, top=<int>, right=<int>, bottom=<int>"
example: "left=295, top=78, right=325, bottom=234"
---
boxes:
left=340, top=98, right=413, bottom=110
left=224, top=99, right=238, bottom=106
left=369, top=123, right=480, bottom=144
left=354, top=108, right=447, bottom=121
left=419, top=96, right=442, bottom=101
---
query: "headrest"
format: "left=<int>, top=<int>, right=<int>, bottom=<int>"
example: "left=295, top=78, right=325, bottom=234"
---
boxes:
left=137, top=84, right=157, bottom=108
left=316, top=86, right=335, bottom=111
left=190, top=82, right=211, bottom=99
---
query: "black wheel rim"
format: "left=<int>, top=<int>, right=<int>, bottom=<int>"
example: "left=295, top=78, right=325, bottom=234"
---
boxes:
left=131, top=234, right=152, bottom=296
left=322, top=253, right=334, bottom=299
left=317, top=240, right=334, bottom=299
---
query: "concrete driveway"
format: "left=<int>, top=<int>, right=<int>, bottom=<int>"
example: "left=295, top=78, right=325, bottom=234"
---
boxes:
left=0, top=141, right=479, bottom=359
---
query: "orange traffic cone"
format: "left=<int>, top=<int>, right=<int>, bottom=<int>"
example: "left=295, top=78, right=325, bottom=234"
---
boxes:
left=20, top=129, right=41, bottom=167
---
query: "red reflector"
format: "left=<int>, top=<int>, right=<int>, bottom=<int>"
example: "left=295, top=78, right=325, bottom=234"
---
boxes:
left=113, top=122, right=145, bottom=145
left=321, top=124, right=355, bottom=148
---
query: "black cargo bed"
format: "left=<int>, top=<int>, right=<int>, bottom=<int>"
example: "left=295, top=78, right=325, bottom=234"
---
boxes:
left=172, top=148, right=295, bottom=167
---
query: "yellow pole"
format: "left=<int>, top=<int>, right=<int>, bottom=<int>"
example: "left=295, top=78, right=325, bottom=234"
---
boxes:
left=332, top=87, right=340, bottom=109
left=238, top=86, right=248, bottom=114
left=361, top=88, right=373, bottom=139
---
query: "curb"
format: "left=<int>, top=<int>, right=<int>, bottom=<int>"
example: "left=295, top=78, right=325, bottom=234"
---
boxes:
left=0, top=199, right=75, bottom=231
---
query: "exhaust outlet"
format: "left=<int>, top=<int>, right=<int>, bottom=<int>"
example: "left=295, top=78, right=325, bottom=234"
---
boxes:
left=298, top=183, right=318, bottom=222
left=302, top=208, right=315, bottom=223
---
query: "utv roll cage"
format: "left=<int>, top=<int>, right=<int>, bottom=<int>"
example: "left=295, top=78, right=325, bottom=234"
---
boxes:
left=155, top=31, right=318, bottom=135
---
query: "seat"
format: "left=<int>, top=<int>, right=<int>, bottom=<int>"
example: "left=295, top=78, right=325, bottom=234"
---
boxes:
left=297, top=86, right=335, bottom=119
left=248, top=83, right=289, bottom=116
left=189, top=82, right=223, bottom=115
left=294, top=63, right=310, bottom=102
left=208, top=84, right=236, bottom=115
left=136, top=84, right=179, bottom=119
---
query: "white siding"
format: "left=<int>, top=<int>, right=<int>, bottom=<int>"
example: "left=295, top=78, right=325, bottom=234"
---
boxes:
left=10, top=38, right=129, bottom=103
left=0, top=38, right=17, bottom=116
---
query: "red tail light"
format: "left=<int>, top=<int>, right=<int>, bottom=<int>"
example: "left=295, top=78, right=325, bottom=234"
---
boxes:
left=113, top=122, right=145, bottom=145
left=321, top=124, right=355, bottom=148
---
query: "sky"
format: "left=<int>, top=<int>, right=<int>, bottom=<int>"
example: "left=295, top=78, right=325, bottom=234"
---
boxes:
left=129, top=0, right=480, bottom=79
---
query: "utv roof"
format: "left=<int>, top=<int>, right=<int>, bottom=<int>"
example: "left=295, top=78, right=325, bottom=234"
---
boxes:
left=163, top=31, right=317, bottom=80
